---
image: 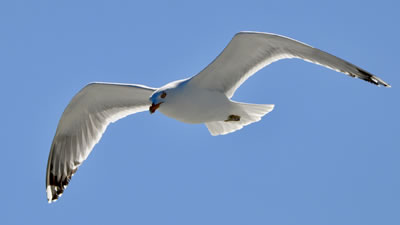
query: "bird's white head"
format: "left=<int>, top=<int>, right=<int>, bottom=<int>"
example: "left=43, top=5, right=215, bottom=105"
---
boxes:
left=149, top=78, right=190, bottom=114
left=149, top=90, right=168, bottom=114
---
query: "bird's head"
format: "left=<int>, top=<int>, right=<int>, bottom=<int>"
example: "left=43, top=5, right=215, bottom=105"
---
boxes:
left=149, top=90, right=168, bottom=114
left=149, top=78, right=189, bottom=114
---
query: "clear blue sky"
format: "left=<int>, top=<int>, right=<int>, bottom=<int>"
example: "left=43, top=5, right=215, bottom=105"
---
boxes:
left=1, top=1, right=399, bottom=224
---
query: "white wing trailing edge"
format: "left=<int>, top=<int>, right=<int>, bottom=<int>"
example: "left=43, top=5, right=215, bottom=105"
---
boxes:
left=46, top=82, right=156, bottom=203
left=189, top=32, right=390, bottom=98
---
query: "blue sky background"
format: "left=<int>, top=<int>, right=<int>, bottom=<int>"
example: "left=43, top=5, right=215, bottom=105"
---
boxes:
left=1, top=1, right=399, bottom=224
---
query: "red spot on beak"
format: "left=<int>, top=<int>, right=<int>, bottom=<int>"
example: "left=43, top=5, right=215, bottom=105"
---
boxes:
left=149, top=102, right=162, bottom=114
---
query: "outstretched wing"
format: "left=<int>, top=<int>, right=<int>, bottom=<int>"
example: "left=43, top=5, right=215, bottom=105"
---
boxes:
left=46, top=82, right=156, bottom=203
left=189, top=32, right=390, bottom=98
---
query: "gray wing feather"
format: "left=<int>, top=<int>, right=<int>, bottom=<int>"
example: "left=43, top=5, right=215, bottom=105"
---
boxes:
left=189, top=32, right=390, bottom=98
left=46, top=82, right=156, bottom=202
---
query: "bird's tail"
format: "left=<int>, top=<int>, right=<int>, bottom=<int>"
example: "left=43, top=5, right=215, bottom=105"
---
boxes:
left=205, top=102, right=274, bottom=136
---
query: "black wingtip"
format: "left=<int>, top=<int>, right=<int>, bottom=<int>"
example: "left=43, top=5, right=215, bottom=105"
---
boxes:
left=47, top=167, right=78, bottom=203
left=357, top=68, right=391, bottom=88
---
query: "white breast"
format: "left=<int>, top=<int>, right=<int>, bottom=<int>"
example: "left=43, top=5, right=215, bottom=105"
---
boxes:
left=159, top=85, right=232, bottom=124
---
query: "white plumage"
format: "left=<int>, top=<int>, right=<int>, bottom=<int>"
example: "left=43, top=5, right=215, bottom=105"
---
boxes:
left=46, top=32, right=390, bottom=202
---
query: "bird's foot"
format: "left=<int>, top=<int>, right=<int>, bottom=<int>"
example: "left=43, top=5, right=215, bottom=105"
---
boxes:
left=224, top=114, right=241, bottom=122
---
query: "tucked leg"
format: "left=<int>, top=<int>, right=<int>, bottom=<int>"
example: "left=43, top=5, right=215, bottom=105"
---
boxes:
left=225, top=114, right=241, bottom=122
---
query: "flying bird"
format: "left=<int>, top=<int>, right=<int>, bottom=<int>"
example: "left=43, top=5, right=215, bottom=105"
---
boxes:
left=46, top=31, right=390, bottom=203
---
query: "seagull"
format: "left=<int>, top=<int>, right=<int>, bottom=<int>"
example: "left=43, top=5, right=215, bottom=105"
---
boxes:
left=46, top=31, right=390, bottom=203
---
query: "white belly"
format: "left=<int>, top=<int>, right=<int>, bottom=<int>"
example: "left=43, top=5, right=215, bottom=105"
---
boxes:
left=158, top=86, right=232, bottom=124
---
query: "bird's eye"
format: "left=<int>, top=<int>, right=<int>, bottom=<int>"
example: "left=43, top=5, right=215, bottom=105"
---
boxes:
left=160, top=92, right=167, bottom=98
